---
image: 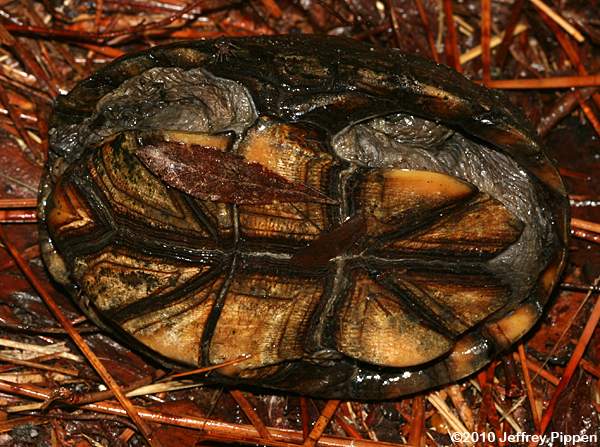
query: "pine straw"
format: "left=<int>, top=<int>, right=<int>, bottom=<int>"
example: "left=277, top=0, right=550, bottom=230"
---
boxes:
left=0, top=1, right=599, bottom=446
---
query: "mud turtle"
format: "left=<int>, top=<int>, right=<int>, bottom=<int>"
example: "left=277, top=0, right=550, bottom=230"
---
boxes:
left=40, top=35, right=568, bottom=399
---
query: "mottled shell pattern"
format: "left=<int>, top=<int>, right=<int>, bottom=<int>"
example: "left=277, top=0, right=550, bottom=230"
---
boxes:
left=39, top=35, right=568, bottom=399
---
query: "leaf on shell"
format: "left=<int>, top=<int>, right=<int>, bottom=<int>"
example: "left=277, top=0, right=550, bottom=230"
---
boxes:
left=136, top=142, right=336, bottom=205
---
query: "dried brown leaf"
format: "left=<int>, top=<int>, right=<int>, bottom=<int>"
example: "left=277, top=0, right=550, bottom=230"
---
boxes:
left=137, top=142, right=335, bottom=205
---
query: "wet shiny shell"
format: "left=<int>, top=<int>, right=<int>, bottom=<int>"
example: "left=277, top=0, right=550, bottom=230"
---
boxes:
left=40, top=35, right=569, bottom=399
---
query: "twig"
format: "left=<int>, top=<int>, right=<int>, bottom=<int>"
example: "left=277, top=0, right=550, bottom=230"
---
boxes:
left=580, top=358, right=600, bottom=379
left=0, top=24, right=59, bottom=96
left=442, top=0, right=462, bottom=72
left=446, top=385, right=474, bottom=431
left=230, top=390, right=273, bottom=440
left=259, top=0, right=283, bottom=18
left=529, top=0, right=584, bottom=42
left=481, top=0, right=492, bottom=82
left=530, top=279, right=597, bottom=387
left=468, top=379, right=523, bottom=433
left=496, top=0, right=526, bottom=68
left=0, top=198, right=37, bottom=209
left=460, top=23, right=528, bottom=64
left=572, top=229, right=600, bottom=244
left=0, top=321, right=90, bottom=337
left=0, top=415, right=48, bottom=433
left=408, top=395, right=425, bottom=446
left=76, top=43, right=125, bottom=58
left=517, top=344, right=541, bottom=431
left=573, top=90, right=600, bottom=136
left=0, top=339, right=81, bottom=362
left=334, top=412, right=362, bottom=440
left=0, top=379, right=409, bottom=447
left=0, top=354, right=80, bottom=378
left=3, top=0, right=205, bottom=43
left=537, top=278, right=600, bottom=436
left=537, top=87, right=597, bottom=136
left=482, top=74, right=600, bottom=89
left=414, top=0, right=439, bottom=63
left=300, top=397, right=310, bottom=439
left=475, top=366, right=494, bottom=437
left=163, top=355, right=250, bottom=380
left=562, top=282, right=600, bottom=294
left=517, top=354, right=560, bottom=386
left=0, top=243, right=40, bottom=271
left=387, top=0, right=403, bottom=49
left=536, top=7, right=600, bottom=130
left=303, top=400, right=341, bottom=447
left=0, top=226, right=161, bottom=447
left=0, top=210, right=37, bottom=223
left=571, top=218, right=600, bottom=234
left=95, top=0, right=105, bottom=30
left=0, top=83, right=43, bottom=163
left=427, top=392, right=472, bottom=446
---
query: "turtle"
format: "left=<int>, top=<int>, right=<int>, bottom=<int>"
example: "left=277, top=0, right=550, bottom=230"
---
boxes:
left=39, top=35, right=569, bottom=400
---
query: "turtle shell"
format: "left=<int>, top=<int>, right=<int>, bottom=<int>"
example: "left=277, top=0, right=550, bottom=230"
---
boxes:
left=39, top=35, right=568, bottom=399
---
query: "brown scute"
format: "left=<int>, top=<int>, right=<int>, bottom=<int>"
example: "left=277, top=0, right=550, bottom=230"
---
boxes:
left=237, top=120, right=338, bottom=243
left=122, top=274, right=224, bottom=366
left=195, top=200, right=235, bottom=240
left=401, top=271, right=511, bottom=329
left=237, top=120, right=336, bottom=197
left=538, top=251, right=567, bottom=303
left=93, top=136, right=211, bottom=238
left=418, top=84, right=468, bottom=119
left=209, top=273, right=325, bottom=372
left=336, top=272, right=453, bottom=367
left=445, top=333, right=494, bottom=380
left=528, top=163, right=569, bottom=199
left=358, top=169, right=477, bottom=236
left=157, top=46, right=209, bottom=67
left=388, top=194, right=524, bottom=257
left=239, top=202, right=330, bottom=242
left=160, top=130, right=232, bottom=150
left=47, top=177, right=95, bottom=238
left=102, top=54, right=158, bottom=85
left=80, top=250, right=208, bottom=312
left=486, top=303, right=541, bottom=348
